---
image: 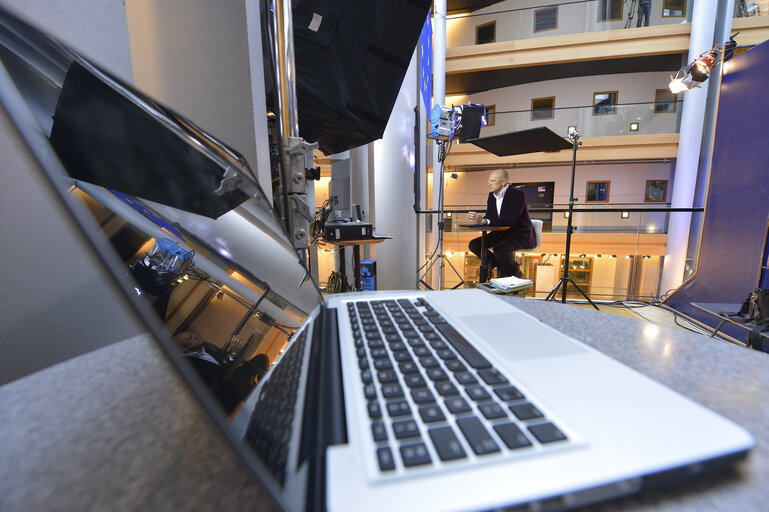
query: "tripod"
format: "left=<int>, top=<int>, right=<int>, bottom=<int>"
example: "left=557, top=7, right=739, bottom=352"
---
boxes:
left=419, top=139, right=467, bottom=290
left=624, top=0, right=637, bottom=28
left=545, top=131, right=599, bottom=310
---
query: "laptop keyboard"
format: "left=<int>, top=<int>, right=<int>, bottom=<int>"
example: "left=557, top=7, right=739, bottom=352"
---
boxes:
left=244, top=328, right=308, bottom=486
left=347, top=298, right=569, bottom=474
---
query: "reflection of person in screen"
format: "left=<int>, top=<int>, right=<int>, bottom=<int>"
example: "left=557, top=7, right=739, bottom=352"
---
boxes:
left=467, top=169, right=535, bottom=279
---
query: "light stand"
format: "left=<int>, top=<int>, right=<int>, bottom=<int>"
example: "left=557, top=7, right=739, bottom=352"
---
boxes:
left=419, top=139, right=468, bottom=290
left=546, top=131, right=599, bottom=309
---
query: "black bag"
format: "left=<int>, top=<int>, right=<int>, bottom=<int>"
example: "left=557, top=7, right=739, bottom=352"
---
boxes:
left=723, top=288, right=769, bottom=351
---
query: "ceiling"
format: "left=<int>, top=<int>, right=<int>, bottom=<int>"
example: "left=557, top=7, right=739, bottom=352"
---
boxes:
left=447, top=0, right=503, bottom=14
left=447, top=53, right=687, bottom=95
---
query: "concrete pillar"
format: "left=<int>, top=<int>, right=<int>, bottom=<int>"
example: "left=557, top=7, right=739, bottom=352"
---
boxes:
left=659, top=0, right=719, bottom=295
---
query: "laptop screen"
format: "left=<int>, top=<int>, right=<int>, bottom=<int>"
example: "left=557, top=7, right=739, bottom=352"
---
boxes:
left=0, top=7, right=321, bottom=506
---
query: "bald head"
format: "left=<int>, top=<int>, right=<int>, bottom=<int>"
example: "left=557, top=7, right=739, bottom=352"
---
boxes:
left=488, top=169, right=509, bottom=195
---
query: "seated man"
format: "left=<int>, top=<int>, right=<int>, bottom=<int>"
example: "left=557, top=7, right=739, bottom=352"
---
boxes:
left=467, top=169, right=536, bottom=279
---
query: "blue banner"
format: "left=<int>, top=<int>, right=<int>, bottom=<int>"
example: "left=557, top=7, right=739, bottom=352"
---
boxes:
left=419, top=14, right=432, bottom=113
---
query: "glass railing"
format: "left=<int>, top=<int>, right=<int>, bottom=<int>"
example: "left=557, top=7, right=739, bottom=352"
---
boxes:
left=433, top=207, right=701, bottom=301
left=446, top=0, right=694, bottom=48
left=473, top=101, right=682, bottom=139
left=733, top=0, right=768, bottom=18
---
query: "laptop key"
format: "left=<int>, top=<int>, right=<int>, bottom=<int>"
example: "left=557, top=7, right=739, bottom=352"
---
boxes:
left=367, top=401, right=382, bottom=419
left=419, top=356, right=439, bottom=368
left=413, top=346, right=430, bottom=357
left=510, top=403, right=544, bottom=421
left=404, top=374, right=427, bottom=388
left=456, top=417, right=500, bottom=455
left=478, top=402, right=507, bottom=420
left=466, top=386, right=491, bottom=402
left=377, top=370, right=398, bottom=383
left=435, top=382, right=460, bottom=397
left=426, top=368, right=448, bottom=381
left=399, top=361, right=419, bottom=374
left=478, top=369, right=509, bottom=385
left=399, top=443, right=432, bottom=467
left=374, top=359, right=393, bottom=371
left=445, top=360, right=466, bottom=372
left=428, top=426, right=467, bottom=461
left=381, top=383, right=404, bottom=399
left=435, top=324, right=492, bottom=369
left=389, top=341, right=408, bottom=352
left=445, top=397, right=471, bottom=414
left=454, top=371, right=478, bottom=386
left=419, top=405, right=446, bottom=423
left=370, top=348, right=388, bottom=359
left=372, top=421, right=388, bottom=441
left=436, top=349, right=456, bottom=360
left=376, top=447, right=396, bottom=471
left=528, top=423, right=567, bottom=444
left=493, top=423, right=533, bottom=450
left=364, top=383, right=377, bottom=400
left=411, top=388, right=436, bottom=404
left=393, top=351, right=413, bottom=362
left=494, top=386, right=525, bottom=402
left=392, top=419, right=420, bottom=439
left=360, top=369, right=373, bottom=384
left=386, top=400, right=412, bottom=417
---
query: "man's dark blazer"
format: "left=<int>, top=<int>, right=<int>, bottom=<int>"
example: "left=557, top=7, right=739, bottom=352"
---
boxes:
left=484, top=186, right=536, bottom=249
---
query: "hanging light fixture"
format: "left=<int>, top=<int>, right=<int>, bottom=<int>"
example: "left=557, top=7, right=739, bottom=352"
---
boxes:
left=669, top=35, right=738, bottom=93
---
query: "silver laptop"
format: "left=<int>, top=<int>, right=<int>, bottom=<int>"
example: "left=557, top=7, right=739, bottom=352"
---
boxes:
left=0, top=9, right=754, bottom=512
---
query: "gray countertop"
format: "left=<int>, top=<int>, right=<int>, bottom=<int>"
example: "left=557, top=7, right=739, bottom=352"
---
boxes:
left=1, top=298, right=767, bottom=511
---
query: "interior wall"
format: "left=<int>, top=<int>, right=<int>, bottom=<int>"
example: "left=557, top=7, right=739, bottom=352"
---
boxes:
left=0, top=0, right=142, bottom=384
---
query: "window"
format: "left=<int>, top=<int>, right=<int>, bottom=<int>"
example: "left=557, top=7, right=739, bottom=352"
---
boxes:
left=598, top=0, right=623, bottom=21
left=531, top=97, right=555, bottom=120
left=586, top=181, right=610, bottom=202
left=663, top=0, right=686, bottom=17
left=593, top=91, right=618, bottom=115
left=645, top=180, right=668, bottom=202
left=534, top=6, right=558, bottom=32
left=654, top=89, right=678, bottom=113
left=475, top=21, right=496, bottom=44
left=484, top=105, right=496, bottom=127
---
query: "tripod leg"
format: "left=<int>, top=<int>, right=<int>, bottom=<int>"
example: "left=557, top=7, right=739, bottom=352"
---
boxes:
left=566, top=278, right=600, bottom=310
left=546, top=279, right=564, bottom=301
left=444, top=255, right=469, bottom=289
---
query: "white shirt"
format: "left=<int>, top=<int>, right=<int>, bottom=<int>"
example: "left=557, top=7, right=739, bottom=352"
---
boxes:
left=484, top=184, right=509, bottom=224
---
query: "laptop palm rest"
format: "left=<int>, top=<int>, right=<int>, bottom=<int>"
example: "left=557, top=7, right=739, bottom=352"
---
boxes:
left=459, top=313, right=587, bottom=361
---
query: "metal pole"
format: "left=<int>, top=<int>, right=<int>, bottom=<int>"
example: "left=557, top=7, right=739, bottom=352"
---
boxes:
left=272, top=0, right=299, bottom=140
left=561, top=133, right=580, bottom=303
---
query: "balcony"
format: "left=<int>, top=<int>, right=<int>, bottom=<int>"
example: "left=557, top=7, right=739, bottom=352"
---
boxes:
left=444, top=102, right=681, bottom=168
left=445, top=0, right=769, bottom=94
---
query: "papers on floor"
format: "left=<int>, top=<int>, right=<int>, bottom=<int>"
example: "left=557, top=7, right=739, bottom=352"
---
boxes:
left=489, top=275, right=533, bottom=292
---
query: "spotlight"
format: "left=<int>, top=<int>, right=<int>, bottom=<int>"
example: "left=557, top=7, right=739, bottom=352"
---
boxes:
left=609, top=255, right=617, bottom=259
left=668, top=38, right=734, bottom=94
left=630, top=123, right=639, bottom=131
left=579, top=254, right=586, bottom=258
left=595, top=254, right=602, bottom=258
left=621, top=211, right=630, bottom=219
left=567, top=126, right=577, bottom=137
left=625, top=255, right=632, bottom=259
left=564, top=211, right=570, bottom=218
left=643, top=255, right=651, bottom=260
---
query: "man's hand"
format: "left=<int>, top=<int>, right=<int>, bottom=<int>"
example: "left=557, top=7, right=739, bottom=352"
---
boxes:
left=467, top=212, right=484, bottom=224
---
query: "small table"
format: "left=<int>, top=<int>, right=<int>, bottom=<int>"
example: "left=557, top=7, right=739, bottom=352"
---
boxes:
left=323, top=235, right=391, bottom=292
left=458, top=224, right=508, bottom=283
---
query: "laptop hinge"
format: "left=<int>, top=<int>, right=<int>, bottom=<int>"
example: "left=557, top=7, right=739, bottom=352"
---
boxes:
left=299, top=304, right=348, bottom=512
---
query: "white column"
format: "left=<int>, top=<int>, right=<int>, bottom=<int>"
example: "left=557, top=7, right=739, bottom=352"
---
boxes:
left=431, top=0, right=447, bottom=289
left=659, top=0, right=719, bottom=295
left=372, top=52, right=419, bottom=291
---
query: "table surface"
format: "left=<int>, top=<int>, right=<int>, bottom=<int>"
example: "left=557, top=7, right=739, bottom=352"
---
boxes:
left=458, top=224, right=509, bottom=231
left=1, top=297, right=767, bottom=512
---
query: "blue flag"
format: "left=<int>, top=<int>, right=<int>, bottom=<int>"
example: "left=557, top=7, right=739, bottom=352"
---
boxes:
left=419, top=14, right=432, bottom=113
